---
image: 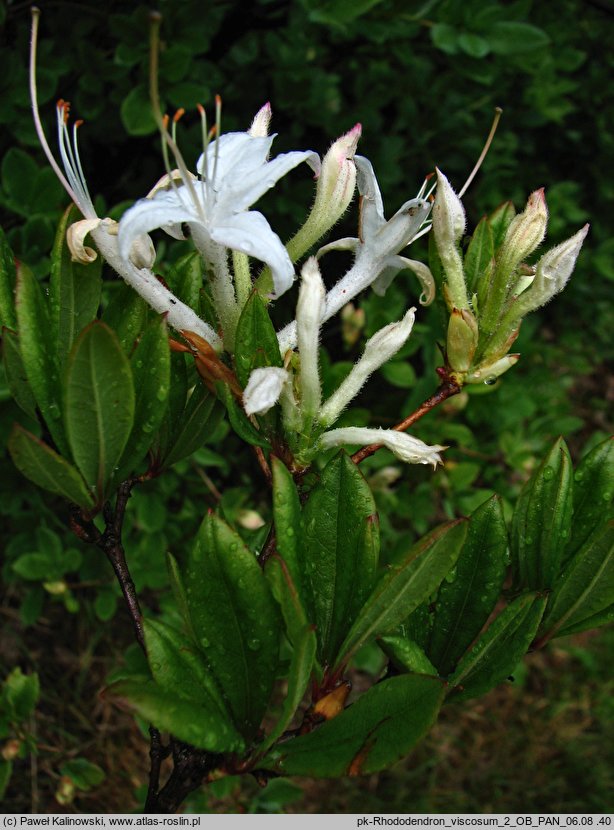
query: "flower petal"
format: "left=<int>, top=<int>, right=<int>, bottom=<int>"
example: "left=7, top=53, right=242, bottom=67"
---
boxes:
left=243, top=367, right=289, bottom=415
left=217, top=150, right=320, bottom=214
left=197, top=132, right=274, bottom=187
left=118, top=190, right=195, bottom=260
left=375, top=255, right=436, bottom=305
left=67, top=218, right=102, bottom=263
left=355, top=156, right=385, bottom=239
left=208, top=210, right=295, bottom=297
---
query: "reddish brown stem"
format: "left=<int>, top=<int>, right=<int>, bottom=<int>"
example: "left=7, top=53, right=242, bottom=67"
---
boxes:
left=351, top=378, right=462, bottom=465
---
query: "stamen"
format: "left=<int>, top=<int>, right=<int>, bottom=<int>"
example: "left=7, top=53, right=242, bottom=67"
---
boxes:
left=197, top=103, right=209, bottom=204
left=458, top=107, right=503, bottom=198
left=149, top=12, right=203, bottom=220
left=171, top=108, right=185, bottom=144
left=212, top=94, right=222, bottom=189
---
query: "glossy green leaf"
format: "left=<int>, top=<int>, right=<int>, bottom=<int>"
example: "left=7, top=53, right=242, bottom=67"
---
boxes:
left=449, top=593, right=547, bottom=701
left=9, top=424, right=94, bottom=509
left=261, top=674, right=444, bottom=777
left=567, top=437, right=614, bottom=559
left=120, top=84, right=157, bottom=136
left=0, top=225, right=17, bottom=329
left=2, top=328, right=37, bottom=419
left=265, top=554, right=312, bottom=650
left=256, top=624, right=317, bottom=758
left=337, top=520, right=467, bottom=666
left=49, top=205, right=102, bottom=370
left=101, top=282, right=149, bottom=355
left=107, top=679, right=245, bottom=753
left=378, top=636, right=438, bottom=676
left=165, top=252, right=203, bottom=312
left=553, top=601, right=614, bottom=637
left=15, top=263, right=67, bottom=454
left=234, top=292, right=283, bottom=388
left=488, top=201, right=516, bottom=252
left=114, top=315, right=170, bottom=482
left=64, top=322, right=135, bottom=498
left=464, top=215, right=494, bottom=298
left=183, top=513, right=280, bottom=738
left=541, top=521, right=614, bottom=638
left=428, top=496, right=507, bottom=676
left=301, top=452, right=379, bottom=665
left=271, top=456, right=303, bottom=592
left=162, top=382, right=224, bottom=467
left=153, top=351, right=188, bottom=462
left=216, top=381, right=270, bottom=448
left=166, top=553, right=195, bottom=640
left=511, top=438, right=573, bottom=590
left=143, top=619, right=229, bottom=720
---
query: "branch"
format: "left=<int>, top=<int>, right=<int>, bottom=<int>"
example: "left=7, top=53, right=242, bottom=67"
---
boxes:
left=351, top=377, right=462, bottom=465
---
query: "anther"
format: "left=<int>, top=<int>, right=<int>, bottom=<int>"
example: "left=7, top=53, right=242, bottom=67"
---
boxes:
left=173, top=108, right=185, bottom=123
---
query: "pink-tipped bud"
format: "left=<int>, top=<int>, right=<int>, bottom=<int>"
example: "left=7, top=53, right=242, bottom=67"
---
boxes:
left=498, top=188, right=549, bottom=273
left=249, top=102, right=272, bottom=137
left=519, top=223, right=589, bottom=313
left=313, top=123, right=362, bottom=222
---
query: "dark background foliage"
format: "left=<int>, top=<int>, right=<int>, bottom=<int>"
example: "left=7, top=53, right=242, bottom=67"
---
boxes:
left=1, top=0, right=612, bottom=813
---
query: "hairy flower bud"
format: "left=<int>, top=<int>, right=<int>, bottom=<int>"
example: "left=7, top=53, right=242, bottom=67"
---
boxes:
left=466, top=353, right=520, bottom=384
left=319, top=308, right=416, bottom=426
left=319, top=426, right=446, bottom=469
left=248, top=102, right=272, bottom=137
left=296, top=257, right=326, bottom=417
left=432, top=169, right=468, bottom=309
left=243, top=367, right=289, bottom=416
left=498, top=188, right=549, bottom=276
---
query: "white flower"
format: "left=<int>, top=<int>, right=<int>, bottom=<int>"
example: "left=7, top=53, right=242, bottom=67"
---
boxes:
left=318, top=308, right=416, bottom=426
left=243, top=367, right=290, bottom=416
left=277, top=156, right=433, bottom=352
left=118, top=121, right=320, bottom=299
left=296, top=257, right=326, bottom=418
left=318, top=427, right=446, bottom=469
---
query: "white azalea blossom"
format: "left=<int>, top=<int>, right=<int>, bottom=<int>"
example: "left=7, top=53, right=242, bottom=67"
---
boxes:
left=277, top=155, right=433, bottom=352
left=118, top=127, right=320, bottom=300
left=243, top=367, right=290, bottom=416
left=319, top=427, right=446, bottom=469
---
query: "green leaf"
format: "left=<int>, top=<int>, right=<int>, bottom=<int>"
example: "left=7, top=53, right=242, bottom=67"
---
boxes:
left=428, top=496, right=507, bottom=676
left=165, top=252, right=203, bottom=312
left=458, top=32, right=490, bottom=58
left=94, top=589, right=117, bottom=622
left=256, top=624, right=317, bottom=758
left=449, top=593, right=547, bottom=701
left=487, top=22, right=550, bottom=55
left=216, top=381, right=271, bottom=448
left=265, top=554, right=312, bottom=651
left=1, top=148, right=38, bottom=214
left=0, top=225, right=17, bottom=329
left=511, top=438, right=573, bottom=589
left=4, top=668, right=39, bottom=722
left=234, top=292, right=283, bottom=388
left=143, top=619, right=230, bottom=721
left=9, top=424, right=94, bottom=509
left=49, top=206, right=102, bottom=370
left=567, top=437, right=614, bottom=559
left=301, top=452, right=379, bottom=665
left=464, top=216, right=494, bottom=298
left=337, top=520, right=467, bottom=666
left=183, top=514, right=280, bottom=738
left=162, top=382, right=224, bottom=467
left=379, top=361, right=416, bottom=388
left=113, top=315, right=170, bottom=482
left=60, top=759, right=105, bottom=791
left=261, top=674, right=444, bottom=777
left=166, top=553, right=195, bottom=640
left=153, top=351, right=188, bottom=462
left=431, top=23, right=459, bottom=55
left=2, top=328, right=37, bottom=419
left=12, top=553, right=56, bottom=581
left=64, top=322, right=135, bottom=498
left=15, top=263, right=68, bottom=454
left=540, top=521, right=614, bottom=638
left=271, top=457, right=302, bottom=592
left=102, top=282, right=149, bottom=355
left=120, top=85, right=157, bottom=136
left=378, top=636, right=438, bottom=676
left=488, top=201, right=516, bottom=252
left=0, top=759, right=12, bottom=801
left=306, top=0, right=385, bottom=25
left=107, top=679, right=245, bottom=753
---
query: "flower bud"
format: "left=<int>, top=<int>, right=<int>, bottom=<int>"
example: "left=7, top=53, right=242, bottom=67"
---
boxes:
left=319, top=426, right=446, bottom=469
left=243, top=367, right=289, bottom=416
left=319, top=308, right=416, bottom=426
left=296, top=257, right=326, bottom=417
left=286, top=125, right=361, bottom=263
left=446, top=308, right=479, bottom=373
left=249, top=102, right=272, bottom=137
left=466, top=353, right=519, bottom=384
left=515, top=224, right=589, bottom=315
left=432, top=169, right=468, bottom=309
left=498, top=188, right=548, bottom=275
